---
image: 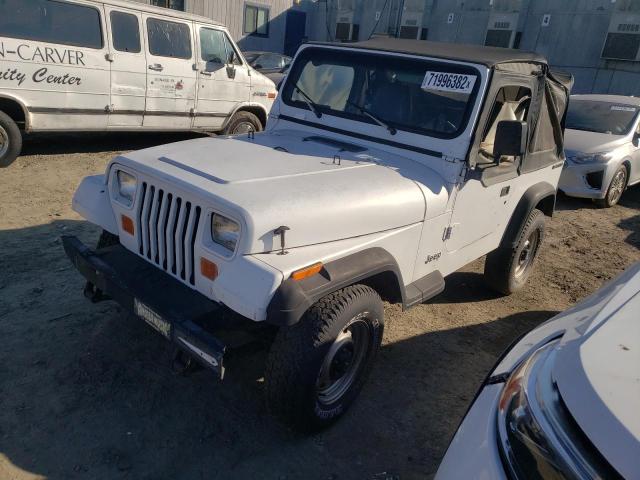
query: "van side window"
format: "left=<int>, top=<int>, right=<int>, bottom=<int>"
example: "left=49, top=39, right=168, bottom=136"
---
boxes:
left=0, top=0, right=103, bottom=49
left=223, top=34, right=242, bottom=65
left=199, top=28, right=226, bottom=64
left=111, top=11, right=140, bottom=53
left=147, top=18, right=191, bottom=59
left=480, top=86, right=531, bottom=160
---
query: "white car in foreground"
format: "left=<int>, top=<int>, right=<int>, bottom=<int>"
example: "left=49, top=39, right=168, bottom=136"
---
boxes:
left=436, top=262, right=640, bottom=480
left=559, top=94, right=640, bottom=207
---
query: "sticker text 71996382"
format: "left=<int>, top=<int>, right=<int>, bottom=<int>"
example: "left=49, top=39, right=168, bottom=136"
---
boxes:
left=421, top=71, right=477, bottom=94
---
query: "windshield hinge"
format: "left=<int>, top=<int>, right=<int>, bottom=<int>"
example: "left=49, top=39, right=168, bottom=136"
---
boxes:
left=443, top=226, right=453, bottom=241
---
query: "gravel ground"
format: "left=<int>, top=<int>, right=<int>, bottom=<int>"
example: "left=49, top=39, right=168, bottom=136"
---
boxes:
left=1, top=132, right=639, bottom=480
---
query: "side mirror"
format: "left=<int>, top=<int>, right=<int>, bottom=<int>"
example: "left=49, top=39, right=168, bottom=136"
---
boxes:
left=494, top=120, right=528, bottom=160
left=254, top=63, right=263, bottom=70
left=633, top=131, right=640, bottom=147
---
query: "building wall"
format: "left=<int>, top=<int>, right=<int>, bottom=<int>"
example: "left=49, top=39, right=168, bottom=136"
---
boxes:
left=131, top=0, right=312, bottom=54
left=130, top=0, right=640, bottom=95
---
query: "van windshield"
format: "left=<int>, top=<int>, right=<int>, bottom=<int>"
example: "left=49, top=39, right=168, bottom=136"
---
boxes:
left=281, top=47, right=481, bottom=138
left=566, top=100, right=640, bottom=135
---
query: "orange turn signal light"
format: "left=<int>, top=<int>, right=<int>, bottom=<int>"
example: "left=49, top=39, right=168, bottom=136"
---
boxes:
left=121, top=214, right=134, bottom=235
left=291, top=262, right=323, bottom=281
left=200, top=257, right=219, bottom=281
left=268, top=92, right=277, bottom=99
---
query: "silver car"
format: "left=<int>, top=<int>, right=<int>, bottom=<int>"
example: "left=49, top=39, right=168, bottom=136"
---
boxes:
left=436, top=262, right=640, bottom=479
left=559, top=94, right=640, bottom=207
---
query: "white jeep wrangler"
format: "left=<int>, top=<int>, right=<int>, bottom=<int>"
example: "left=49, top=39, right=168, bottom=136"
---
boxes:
left=63, top=38, right=572, bottom=431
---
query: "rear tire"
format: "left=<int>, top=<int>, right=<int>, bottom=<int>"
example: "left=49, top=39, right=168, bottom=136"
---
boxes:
left=265, top=285, right=384, bottom=432
left=223, top=111, right=263, bottom=136
left=484, top=208, right=545, bottom=295
left=0, top=111, right=22, bottom=168
left=595, top=165, right=627, bottom=208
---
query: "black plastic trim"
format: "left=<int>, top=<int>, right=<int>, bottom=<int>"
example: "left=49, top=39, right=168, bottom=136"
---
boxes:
left=278, top=115, right=443, bottom=158
left=500, top=181, right=556, bottom=249
left=62, top=235, right=228, bottom=378
left=266, top=248, right=445, bottom=326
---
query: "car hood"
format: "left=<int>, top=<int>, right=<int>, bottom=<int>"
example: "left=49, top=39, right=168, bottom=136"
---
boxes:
left=564, top=128, right=629, bottom=155
left=552, top=263, right=640, bottom=479
left=113, top=130, right=445, bottom=253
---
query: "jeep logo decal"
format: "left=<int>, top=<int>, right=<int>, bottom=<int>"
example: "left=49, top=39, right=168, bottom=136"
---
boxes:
left=425, top=252, right=442, bottom=264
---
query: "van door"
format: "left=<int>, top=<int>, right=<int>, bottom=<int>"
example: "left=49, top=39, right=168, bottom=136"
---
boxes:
left=105, top=6, right=146, bottom=127
left=194, top=26, right=250, bottom=130
left=0, top=0, right=110, bottom=131
left=142, top=14, right=196, bottom=129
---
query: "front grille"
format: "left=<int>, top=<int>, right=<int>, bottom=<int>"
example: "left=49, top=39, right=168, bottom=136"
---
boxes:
left=137, top=182, right=202, bottom=286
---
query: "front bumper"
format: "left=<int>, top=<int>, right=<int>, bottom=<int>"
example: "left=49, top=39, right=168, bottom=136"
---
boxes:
left=558, top=162, right=610, bottom=199
left=62, top=236, right=251, bottom=379
left=435, top=384, right=507, bottom=479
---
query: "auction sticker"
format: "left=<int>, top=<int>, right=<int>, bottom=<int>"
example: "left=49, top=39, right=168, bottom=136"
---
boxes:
left=422, top=71, right=477, bottom=94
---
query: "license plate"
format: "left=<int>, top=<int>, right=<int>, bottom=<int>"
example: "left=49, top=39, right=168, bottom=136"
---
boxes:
left=134, top=299, right=171, bottom=339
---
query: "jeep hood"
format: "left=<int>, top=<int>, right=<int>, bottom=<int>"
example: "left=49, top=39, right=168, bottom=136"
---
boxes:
left=112, top=130, right=446, bottom=253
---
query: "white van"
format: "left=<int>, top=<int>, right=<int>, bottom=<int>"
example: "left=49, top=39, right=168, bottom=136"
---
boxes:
left=0, top=0, right=278, bottom=167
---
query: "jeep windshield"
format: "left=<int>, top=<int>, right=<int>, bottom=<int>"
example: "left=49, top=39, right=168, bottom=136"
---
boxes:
left=281, top=47, right=481, bottom=139
left=566, top=100, right=640, bottom=135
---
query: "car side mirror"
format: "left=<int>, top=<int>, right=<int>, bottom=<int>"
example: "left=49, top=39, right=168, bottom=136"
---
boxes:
left=254, top=63, right=263, bottom=70
left=494, top=121, right=528, bottom=161
left=633, top=131, right=640, bottom=147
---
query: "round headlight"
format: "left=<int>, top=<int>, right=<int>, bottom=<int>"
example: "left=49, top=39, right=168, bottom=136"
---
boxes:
left=212, top=214, right=240, bottom=253
left=117, top=170, right=137, bottom=206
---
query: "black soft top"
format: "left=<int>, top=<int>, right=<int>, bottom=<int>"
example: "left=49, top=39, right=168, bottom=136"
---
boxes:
left=310, top=37, right=547, bottom=68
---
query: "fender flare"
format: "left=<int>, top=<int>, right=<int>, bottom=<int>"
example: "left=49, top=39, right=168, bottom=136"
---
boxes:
left=266, top=247, right=405, bottom=326
left=501, top=182, right=556, bottom=249
left=0, top=93, right=30, bottom=130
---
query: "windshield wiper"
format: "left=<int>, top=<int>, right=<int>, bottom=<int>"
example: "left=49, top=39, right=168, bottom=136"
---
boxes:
left=346, top=100, right=397, bottom=135
left=294, top=84, right=322, bottom=118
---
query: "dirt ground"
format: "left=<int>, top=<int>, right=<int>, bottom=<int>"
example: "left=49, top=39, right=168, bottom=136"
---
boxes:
left=1, top=132, right=639, bottom=480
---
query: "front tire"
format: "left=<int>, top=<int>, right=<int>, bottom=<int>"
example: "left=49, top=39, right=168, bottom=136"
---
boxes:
left=0, top=111, right=22, bottom=168
left=223, top=111, right=263, bottom=136
left=484, top=208, right=545, bottom=295
left=265, top=285, right=384, bottom=432
left=596, top=165, right=627, bottom=208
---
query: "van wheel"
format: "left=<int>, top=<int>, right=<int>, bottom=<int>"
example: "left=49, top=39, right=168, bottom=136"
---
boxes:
left=484, top=208, right=545, bottom=295
left=0, top=111, right=22, bottom=168
left=265, top=285, right=384, bottom=432
left=595, top=165, right=627, bottom=208
left=223, top=111, right=263, bottom=135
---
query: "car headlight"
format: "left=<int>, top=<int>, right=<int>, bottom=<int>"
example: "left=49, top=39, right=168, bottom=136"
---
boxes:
left=568, top=152, right=612, bottom=164
left=116, top=170, right=137, bottom=206
left=211, top=214, right=240, bottom=253
left=497, top=340, right=616, bottom=479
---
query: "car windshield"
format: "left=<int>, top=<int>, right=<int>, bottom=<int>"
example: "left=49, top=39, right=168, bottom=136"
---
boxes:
left=244, top=52, right=259, bottom=64
left=281, top=47, right=481, bottom=138
left=566, top=100, right=639, bottom=135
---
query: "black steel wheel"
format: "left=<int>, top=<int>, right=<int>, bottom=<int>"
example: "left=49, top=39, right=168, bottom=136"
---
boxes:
left=484, top=208, right=546, bottom=295
left=265, top=284, right=384, bottom=432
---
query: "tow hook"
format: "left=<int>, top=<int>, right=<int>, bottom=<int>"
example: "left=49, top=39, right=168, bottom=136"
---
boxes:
left=83, top=281, right=108, bottom=303
left=171, top=348, right=203, bottom=376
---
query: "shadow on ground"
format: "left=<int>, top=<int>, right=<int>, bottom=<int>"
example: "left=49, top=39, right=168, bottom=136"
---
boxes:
left=0, top=219, right=557, bottom=480
left=20, top=131, right=208, bottom=157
